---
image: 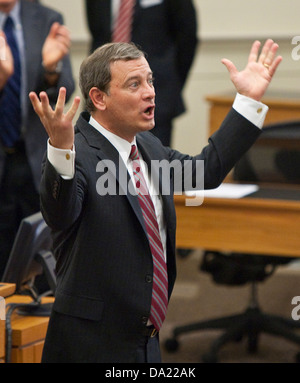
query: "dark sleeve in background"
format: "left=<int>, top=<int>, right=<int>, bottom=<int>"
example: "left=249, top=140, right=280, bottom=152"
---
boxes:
left=166, top=0, right=199, bottom=87
left=85, top=0, right=112, bottom=52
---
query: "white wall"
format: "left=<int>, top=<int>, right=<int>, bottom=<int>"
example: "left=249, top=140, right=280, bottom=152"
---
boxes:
left=40, top=0, right=300, bottom=153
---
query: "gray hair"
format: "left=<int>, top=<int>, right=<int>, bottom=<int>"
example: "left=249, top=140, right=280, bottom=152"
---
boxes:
left=79, top=42, right=145, bottom=113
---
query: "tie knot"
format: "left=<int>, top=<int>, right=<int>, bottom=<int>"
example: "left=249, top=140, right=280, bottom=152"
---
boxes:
left=130, top=145, right=139, bottom=161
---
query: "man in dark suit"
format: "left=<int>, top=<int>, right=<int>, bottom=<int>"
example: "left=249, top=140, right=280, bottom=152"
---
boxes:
left=29, top=40, right=281, bottom=363
left=0, top=0, right=75, bottom=277
left=84, top=0, right=198, bottom=147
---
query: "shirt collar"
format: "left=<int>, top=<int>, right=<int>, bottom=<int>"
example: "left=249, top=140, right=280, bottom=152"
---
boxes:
left=89, top=116, right=137, bottom=166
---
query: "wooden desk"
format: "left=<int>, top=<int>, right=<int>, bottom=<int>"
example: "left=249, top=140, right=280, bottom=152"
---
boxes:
left=5, top=295, right=54, bottom=363
left=175, top=186, right=300, bottom=257
left=0, top=284, right=16, bottom=363
left=206, top=93, right=300, bottom=136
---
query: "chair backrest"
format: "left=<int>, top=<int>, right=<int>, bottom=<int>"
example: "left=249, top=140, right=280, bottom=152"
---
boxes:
left=233, top=120, right=300, bottom=184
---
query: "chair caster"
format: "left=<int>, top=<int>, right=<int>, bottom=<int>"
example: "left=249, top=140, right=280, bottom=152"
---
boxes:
left=247, top=334, right=258, bottom=353
left=234, top=333, right=243, bottom=342
left=164, top=338, right=179, bottom=352
left=202, top=353, right=218, bottom=363
left=177, top=248, right=192, bottom=258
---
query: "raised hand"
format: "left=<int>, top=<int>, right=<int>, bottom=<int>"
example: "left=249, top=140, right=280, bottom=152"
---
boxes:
left=0, top=30, right=14, bottom=89
left=29, top=87, right=80, bottom=149
left=222, top=39, right=282, bottom=101
left=42, top=22, right=71, bottom=72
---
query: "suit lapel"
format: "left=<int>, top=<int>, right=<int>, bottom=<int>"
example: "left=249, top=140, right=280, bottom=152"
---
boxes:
left=76, top=114, right=147, bottom=234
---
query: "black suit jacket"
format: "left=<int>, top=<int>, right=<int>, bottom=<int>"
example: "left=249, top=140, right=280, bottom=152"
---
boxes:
left=40, top=109, right=261, bottom=363
left=0, top=0, right=75, bottom=190
left=85, top=0, right=198, bottom=122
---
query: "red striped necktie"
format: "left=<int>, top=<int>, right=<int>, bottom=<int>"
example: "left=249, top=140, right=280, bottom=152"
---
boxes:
left=129, top=144, right=168, bottom=331
left=112, top=0, right=136, bottom=43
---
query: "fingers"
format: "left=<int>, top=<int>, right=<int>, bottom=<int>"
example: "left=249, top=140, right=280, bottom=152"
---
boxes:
left=28, top=90, right=49, bottom=118
left=258, top=39, right=282, bottom=77
left=258, top=39, right=274, bottom=64
left=28, top=91, right=41, bottom=116
left=55, top=25, right=71, bottom=52
left=55, top=87, right=67, bottom=116
left=248, top=40, right=261, bottom=63
left=29, top=87, right=80, bottom=123
left=263, top=42, right=280, bottom=70
left=66, top=96, right=81, bottom=121
left=268, top=55, right=283, bottom=77
left=56, top=87, right=80, bottom=121
left=48, top=22, right=60, bottom=39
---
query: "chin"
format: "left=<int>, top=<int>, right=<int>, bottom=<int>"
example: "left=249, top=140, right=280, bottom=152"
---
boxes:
left=139, top=123, right=155, bottom=133
left=148, top=119, right=155, bottom=130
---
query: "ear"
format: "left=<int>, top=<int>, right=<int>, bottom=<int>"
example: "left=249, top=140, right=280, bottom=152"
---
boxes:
left=89, top=87, right=107, bottom=111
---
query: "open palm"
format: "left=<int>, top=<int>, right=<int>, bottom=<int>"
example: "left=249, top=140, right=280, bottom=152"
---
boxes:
left=222, top=39, right=282, bottom=101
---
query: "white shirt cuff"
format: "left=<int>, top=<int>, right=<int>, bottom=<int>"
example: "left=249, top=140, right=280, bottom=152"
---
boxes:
left=47, top=139, right=75, bottom=179
left=233, top=93, right=269, bottom=129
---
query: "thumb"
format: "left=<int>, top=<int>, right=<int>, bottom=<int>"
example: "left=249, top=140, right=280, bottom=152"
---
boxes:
left=221, top=58, right=238, bottom=77
left=48, top=22, right=60, bottom=38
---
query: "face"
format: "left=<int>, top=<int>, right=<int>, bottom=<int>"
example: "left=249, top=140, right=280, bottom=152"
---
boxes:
left=98, top=57, right=156, bottom=142
left=0, top=0, right=17, bottom=13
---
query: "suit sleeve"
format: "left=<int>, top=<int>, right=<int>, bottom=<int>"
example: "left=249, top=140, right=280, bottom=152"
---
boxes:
left=40, top=158, right=86, bottom=231
left=167, top=109, right=262, bottom=190
left=166, top=0, right=198, bottom=87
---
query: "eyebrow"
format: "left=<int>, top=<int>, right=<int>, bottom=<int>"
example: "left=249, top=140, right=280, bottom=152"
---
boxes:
left=124, top=72, right=153, bottom=86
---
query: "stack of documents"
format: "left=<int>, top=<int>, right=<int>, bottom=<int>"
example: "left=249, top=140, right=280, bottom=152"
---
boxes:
left=185, top=183, right=259, bottom=199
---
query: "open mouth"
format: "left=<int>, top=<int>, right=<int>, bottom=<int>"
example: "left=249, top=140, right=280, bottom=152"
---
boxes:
left=144, top=105, right=155, bottom=116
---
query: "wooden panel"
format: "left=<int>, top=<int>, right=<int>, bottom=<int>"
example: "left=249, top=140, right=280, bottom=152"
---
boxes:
left=10, top=316, right=50, bottom=347
left=3, top=295, right=54, bottom=363
left=206, top=94, right=300, bottom=136
left=11, top=340, right=44, bottom=364
left=0, top=283, right=16, bottom=298
left=0, top=320, right=4, bottom=360
left=5, top=295, right=53, bottom=347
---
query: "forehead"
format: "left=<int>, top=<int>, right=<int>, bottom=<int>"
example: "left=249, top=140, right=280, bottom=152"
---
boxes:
left=110, top=57, right=152, bottom=83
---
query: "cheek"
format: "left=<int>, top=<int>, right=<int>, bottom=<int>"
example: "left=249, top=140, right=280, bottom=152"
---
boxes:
left=118, top=99, right=139, bottom=116
left=109, top=102, right=136, bottom=122
left=108, top=92, right=140, bottom=118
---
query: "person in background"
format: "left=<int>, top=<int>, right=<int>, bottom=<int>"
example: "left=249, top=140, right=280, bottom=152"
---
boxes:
left=29, top=39, right=281, bottom=362
left=84, top=0, right=198, bottom=147
left=0, top=0, right=75, bottom=278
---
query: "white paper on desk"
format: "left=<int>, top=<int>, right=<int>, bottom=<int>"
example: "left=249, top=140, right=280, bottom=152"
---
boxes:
left=185, top=183, right=259, bottom=199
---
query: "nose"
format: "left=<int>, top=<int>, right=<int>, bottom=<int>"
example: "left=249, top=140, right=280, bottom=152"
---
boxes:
left=142, top=82, right=155, bottom=100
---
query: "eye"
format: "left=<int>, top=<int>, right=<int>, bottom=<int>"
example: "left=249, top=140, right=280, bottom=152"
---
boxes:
left=149, top=77, right=154, bottom=86
left=129, top=81, right=139, bottom=88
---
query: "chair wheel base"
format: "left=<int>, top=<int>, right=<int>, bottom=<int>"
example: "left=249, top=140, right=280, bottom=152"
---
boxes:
left=164, top=338, right=179, bottom=352
left=202, top=353, right=218, bottom=363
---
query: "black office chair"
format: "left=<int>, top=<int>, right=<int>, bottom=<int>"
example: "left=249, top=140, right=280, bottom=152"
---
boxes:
left=165, top=120, right=300, bottom=363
